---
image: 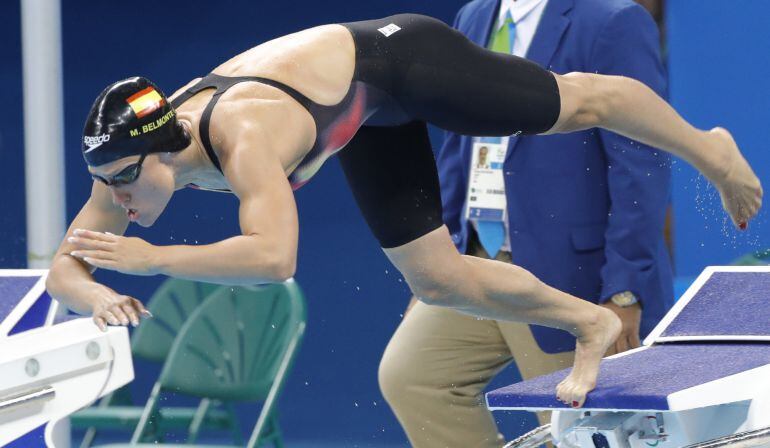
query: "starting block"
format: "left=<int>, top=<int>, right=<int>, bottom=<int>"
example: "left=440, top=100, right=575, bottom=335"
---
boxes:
left=0, top=270, right=133, bottom=447
left=487, top=266, right=770, bottom=448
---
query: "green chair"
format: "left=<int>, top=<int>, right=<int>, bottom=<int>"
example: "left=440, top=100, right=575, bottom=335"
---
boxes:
left=97, top=279, right=307, bottom=447
left=72, top=278, right=224, bottom=447
left=730, top=248, right=770, bottom=266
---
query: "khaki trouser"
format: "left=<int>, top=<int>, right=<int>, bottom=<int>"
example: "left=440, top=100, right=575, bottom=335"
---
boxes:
left=379, top=235, right=576, bottom=448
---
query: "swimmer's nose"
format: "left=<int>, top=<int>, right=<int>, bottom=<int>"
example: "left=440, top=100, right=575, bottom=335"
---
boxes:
left=111, top=189, right=131, bottom=207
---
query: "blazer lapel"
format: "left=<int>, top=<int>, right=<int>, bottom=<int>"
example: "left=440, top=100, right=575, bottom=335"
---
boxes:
left=505, top=0, right=573, bottom=161
left=465, top=0, right=500, bottom=46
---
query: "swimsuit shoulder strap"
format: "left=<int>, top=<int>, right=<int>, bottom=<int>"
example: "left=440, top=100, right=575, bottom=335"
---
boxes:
left=170, top=73, right=319, bottom=174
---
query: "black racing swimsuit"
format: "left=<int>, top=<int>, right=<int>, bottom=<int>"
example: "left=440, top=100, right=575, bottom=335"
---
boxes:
left=170, top=75, right=373, bottom=191
left=173, top=14, right=561, bottom=248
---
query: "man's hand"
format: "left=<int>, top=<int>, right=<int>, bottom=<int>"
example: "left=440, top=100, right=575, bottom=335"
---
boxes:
left=68, top=229, right=160, bottom=276
left=82, top=282, right=151, bottom=331
left=600, top=300, right=642, bottom=356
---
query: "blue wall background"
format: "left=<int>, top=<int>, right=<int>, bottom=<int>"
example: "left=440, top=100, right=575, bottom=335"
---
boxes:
left=2, top=0, right=770, bottom=446
left=667, top=0, right=770, bottom=276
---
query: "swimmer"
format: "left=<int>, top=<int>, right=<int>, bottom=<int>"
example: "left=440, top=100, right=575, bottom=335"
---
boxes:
left=46, top=14, right=762, bottom=408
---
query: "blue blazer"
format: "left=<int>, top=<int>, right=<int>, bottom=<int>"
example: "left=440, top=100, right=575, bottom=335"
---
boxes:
left=437, top=0, right=674, bottom=353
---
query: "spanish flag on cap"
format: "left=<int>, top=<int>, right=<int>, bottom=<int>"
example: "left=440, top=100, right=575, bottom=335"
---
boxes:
left=126, top=87, right=165, bottom=119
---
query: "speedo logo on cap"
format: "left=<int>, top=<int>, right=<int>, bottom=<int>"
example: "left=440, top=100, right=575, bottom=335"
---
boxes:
left=83, top=134, right=110, bottom=152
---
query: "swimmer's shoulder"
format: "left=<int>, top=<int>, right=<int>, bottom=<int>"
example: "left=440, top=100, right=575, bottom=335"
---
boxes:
left=168, top=77, right=203, bottom=104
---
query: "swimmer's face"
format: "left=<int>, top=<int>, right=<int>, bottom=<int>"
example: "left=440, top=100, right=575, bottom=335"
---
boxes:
left=89, top=154, right=175, bottom=227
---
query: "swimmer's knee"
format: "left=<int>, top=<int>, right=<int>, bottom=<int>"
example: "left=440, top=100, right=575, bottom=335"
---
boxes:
left=552, top=72, right=616, bottom=132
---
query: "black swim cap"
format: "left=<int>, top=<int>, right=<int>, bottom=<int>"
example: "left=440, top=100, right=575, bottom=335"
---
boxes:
left=82, top=77, right=190, bottom=166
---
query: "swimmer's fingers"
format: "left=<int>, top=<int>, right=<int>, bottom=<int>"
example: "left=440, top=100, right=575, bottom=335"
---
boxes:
left=98, top=309, right=121, bottom=327
left=81, top=257, right=119, bottom=272
left=70, top=249, right=115, bottom=261
left=120, top=297, right=150, bottom=326
left=70, top=250, right=120, bottom=272
left=93, top=315, right=107, bottom=332
left=131, top=297, right=153, bottom=319
left=73, top=228, right=118, bottom=243
left=108, top=305, right=130, bottom=326
left=68, top=235, right=116, bottom=252
left=120, top=303, right=140, bottom=327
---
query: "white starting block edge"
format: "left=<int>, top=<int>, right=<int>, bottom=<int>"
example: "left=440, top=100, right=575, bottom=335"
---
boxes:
left=0, top=318, right=133, bottom=447
left=644, top=266, right=770, bottom=345
left=0, top=269, right=50, bottom=338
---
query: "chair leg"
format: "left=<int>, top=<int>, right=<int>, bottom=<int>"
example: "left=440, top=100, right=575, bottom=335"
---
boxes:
left=226, top=402, right=244, bottom=445
left=246, top=328, right=304, bottom=448
left=269, top=414, right=284, bottom=448
left=186, top=398, right=211, bottom=444
left=78, top=386, right=132, bottom=448
left=131, top=384, right=163, bottom=444
left=79, top=427, right=97, bottom=448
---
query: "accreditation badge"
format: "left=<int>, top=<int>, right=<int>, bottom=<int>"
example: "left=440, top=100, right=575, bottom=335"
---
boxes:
left=465, top=137, right=509, bottom=222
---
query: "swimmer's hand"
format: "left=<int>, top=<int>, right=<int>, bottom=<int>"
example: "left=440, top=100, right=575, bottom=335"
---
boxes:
left=707, top=128, right=763, bottom=229
left=68, top=229, right=160, bottom=276
left=85, top=283, right=151, bottom=332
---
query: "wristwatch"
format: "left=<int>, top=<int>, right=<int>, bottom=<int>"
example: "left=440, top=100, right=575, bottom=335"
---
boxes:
left=610, top=291, right=639, bottom=307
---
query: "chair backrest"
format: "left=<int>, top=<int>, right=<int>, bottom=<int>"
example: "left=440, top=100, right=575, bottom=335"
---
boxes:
left=158, top=280, right=307, bottom=402
left=131, top=278, right=221, bottom=363
left=731, top=249, right=770, bottom=266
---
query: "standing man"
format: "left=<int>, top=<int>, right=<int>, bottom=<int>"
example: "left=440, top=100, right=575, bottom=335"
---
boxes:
left=378, top=0, right=674, bottom=446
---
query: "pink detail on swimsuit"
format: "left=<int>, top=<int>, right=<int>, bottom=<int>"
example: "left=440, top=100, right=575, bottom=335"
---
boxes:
left=287, top=83, right=368, bottom=190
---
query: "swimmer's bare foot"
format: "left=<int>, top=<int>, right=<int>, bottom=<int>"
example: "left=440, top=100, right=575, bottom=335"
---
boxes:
left=704, top=127, right=763, bottom=228
left=555, top=307, right=621, bottom=408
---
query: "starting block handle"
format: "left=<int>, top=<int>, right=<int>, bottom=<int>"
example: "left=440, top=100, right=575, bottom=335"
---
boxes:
left=0, top=386, right=55, bottom=414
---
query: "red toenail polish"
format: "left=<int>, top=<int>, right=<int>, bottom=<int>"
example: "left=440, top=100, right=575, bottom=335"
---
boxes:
left=739, top=222, right=747, bottom=230
left=572, top=401, right=579, bottom=407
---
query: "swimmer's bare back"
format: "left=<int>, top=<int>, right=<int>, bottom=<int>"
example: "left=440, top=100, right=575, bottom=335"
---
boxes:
left=169, top=25, right=357, bottom=183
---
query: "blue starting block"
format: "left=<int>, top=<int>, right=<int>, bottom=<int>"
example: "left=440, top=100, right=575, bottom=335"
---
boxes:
left=487, top=267, right=770, bottom=448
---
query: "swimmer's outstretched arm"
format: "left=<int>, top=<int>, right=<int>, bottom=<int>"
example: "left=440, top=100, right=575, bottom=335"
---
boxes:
left=69, top=140, right=298, bottom=286
left=549, top=72, right=762, bottom=227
